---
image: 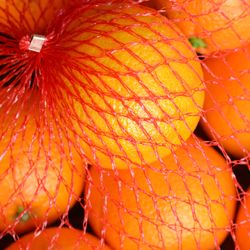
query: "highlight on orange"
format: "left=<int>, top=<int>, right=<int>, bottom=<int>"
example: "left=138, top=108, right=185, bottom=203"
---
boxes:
left=6, top=227, right=111, bottom=250
left=85, top=136, right=236, bottom=250
left=201, top=43, right=250, bottom=158
left=154, top=0, right=250, bottom=55
left=236, top=187, right=250, bottom=250
left=58, top=1, right=205, bottom=169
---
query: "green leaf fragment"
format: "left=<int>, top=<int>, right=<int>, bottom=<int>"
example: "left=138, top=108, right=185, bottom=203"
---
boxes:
left=16, top=206, right=30, bottom=222
left=188, top=36, right=207, bottom=48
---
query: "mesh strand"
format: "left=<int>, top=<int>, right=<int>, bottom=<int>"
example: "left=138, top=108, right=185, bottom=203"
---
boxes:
left=0, top=0, right=249, bottom=249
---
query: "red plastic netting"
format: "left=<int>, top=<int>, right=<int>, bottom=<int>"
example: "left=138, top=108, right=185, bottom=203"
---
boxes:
left=0, top=0, right=249, bottom=249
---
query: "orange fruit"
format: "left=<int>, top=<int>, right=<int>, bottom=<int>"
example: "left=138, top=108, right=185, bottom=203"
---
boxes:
left=0, top=0, right=68, bottom=33
left=85, top=136, right=236, bottom=249
left=200, top=43, right=250, bottom=158
left=236, top=187, right=250, bottom=250
left=60, top=1, right=205, bottom=169
left=154, top=0, right=250, bottom=54
left=6, top=227, right=111, bottom=249
left=0, top=94, right=85, bottom=234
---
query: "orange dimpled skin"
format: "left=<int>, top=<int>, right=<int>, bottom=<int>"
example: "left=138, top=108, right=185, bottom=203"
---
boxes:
left=0, top=0, right=68, bottom=33
left=7, top=227, right=111, bottom=249
left=155, top=0, right=250, bottom=54
left=201, top=43, right=250, bottom=158
left=60, top=2, right=205, bottom=169
left=85, top=136, right=236, bottom=250
left=236, top=187, right=250, bottom=250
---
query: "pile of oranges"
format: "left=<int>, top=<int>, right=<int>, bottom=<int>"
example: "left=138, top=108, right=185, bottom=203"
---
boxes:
left=0, top=0, right=249, bottom=249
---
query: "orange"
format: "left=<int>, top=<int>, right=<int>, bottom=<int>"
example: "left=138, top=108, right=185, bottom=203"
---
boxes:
left=154, top=0, right=250, bottom=54
left=0, top=93, right=85, bottom=234
left=200, top=43, right=250, bottom=158
left=236, top=187, right=250, bottom=250
left=60, top=1, right=205, bottom=169
left=0, top=0, right=68, bottom=33
left=6, top=227, right=111, bottom=249
left=85, top=136, right=236, bottom=249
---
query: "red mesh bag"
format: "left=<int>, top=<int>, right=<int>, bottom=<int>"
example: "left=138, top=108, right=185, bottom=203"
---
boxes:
left=0, top=0, right=249, bottom=249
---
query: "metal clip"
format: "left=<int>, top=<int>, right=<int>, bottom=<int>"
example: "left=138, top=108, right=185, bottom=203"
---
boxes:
left=28, top=34, right=47, bottom=53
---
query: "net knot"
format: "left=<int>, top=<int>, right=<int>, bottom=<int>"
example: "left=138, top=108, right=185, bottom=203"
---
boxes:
left=19, top=35, right=31, bottom=51
left=19, top=34, right=47, bottom=53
